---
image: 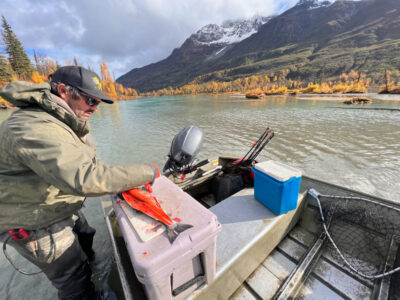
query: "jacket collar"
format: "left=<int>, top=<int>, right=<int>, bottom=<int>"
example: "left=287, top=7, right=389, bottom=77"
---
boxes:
left=0, top=81, right=90, bottom=137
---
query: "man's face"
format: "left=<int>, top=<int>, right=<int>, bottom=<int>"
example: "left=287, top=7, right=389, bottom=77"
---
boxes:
left=66, top=90, right=101, bottom=121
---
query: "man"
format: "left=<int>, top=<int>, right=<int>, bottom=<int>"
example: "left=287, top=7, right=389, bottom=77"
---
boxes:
left=0, top=66, right=159, bottom=299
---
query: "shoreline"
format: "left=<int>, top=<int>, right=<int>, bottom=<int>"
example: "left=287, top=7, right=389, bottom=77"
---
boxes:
left=1, top=92, right=399, bottom=110
left=241, top=92, right=400, bottom=102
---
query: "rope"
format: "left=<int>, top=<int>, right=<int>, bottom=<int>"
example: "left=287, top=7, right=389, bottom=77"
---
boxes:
left=2, top=228, right=56, bottom=276
left=308, top=188, right=400, bottom=280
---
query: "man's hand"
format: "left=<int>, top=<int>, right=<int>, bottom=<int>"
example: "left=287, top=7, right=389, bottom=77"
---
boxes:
left=146, top=163, right=160, bottom=193
left=150, top=163, right=160, bottom=181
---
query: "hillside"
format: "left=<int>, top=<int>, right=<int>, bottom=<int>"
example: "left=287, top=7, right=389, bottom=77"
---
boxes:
left=117, top=0, right=400, bottom=92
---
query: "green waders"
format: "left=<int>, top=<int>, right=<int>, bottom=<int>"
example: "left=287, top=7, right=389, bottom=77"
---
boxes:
left=1, top=211, right=97, bottom=300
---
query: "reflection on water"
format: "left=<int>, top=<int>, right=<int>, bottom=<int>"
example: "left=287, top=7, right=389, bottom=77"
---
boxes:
left=0, top=94, right=399, bottom=299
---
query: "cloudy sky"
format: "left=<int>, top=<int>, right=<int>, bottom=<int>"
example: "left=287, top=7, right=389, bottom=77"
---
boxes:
left=0, top=0, right=299, bottom=78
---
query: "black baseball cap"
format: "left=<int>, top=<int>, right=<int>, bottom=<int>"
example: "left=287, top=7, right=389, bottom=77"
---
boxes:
left=50, top=66, right=113, bottom=104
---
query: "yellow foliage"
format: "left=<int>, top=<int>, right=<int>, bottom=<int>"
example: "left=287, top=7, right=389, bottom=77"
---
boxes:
left=247, top=88, right=264, bottom=95
left=379, top=83, right=400, bottom=94
left=390, top=85, right=400, bottom=93
left=348, top=70, right=359, bottom=81
left=315, top=83, right=332, bottom=93
left=100, top=61, right=113, bottom=82
left=332, top=83, right=348, bottom=93
left=0, top=61, right=395, bottom=100
left=346, top=82, right=367, bottom=93
left=340, top=73, right=348, bottom=82
left=301, top=83, right=320, bottom=93
left=0, top=96, right=12, bottom=108
left=31, top=71, right=44, bottom=83
left=265, top=86, right=288, bottom=95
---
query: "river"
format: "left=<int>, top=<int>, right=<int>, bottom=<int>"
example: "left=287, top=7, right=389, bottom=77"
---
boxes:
left=0, top=94, right=399, bottom=299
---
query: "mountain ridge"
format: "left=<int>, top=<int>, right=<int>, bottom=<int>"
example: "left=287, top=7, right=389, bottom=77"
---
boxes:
left=117, top=0, right=400, bottom=92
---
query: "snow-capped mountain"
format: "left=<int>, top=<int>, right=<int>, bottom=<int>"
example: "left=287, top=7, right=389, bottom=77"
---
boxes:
left=191, top=16, right=272, bottom=45
left=118, top=0, right=400, bottom=93
left=296, top=0, right=363, bottom=10
left=296, top=0, right=334, bottom=9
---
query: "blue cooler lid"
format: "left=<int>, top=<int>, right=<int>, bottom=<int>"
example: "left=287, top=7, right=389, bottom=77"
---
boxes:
left=254, top=160, right=302, bottom=182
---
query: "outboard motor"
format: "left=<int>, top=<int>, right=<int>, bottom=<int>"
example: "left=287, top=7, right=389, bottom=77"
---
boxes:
left=163, top=125, right=203, bottom=173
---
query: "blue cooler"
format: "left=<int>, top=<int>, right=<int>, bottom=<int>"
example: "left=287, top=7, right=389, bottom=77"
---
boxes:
left=252, top=161, right=302, bottom=215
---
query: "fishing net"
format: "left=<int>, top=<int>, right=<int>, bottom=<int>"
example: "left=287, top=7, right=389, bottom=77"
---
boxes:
left=309, top=189, right=400, bottom=280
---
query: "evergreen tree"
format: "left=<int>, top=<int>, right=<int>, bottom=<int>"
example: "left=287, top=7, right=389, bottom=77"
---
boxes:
left=0, top=54, right=12, bottom=84
left=1, top=15, right=33, bottom=80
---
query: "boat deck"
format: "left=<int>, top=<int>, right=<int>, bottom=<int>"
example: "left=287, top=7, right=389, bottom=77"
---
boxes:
left=228, top=179, right=400, bottom=300
left=230, top=216, right=375, bottom=299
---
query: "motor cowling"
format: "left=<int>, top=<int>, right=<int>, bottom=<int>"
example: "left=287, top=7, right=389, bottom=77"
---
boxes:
left=163, top=125, right=203, bottom=172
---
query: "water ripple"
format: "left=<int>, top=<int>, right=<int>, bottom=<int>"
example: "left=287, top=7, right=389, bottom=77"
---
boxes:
left=87, top=96, right=400, bottom=201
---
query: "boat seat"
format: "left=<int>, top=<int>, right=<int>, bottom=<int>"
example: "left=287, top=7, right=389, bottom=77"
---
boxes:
left=191, top=188, right=307, bottom=299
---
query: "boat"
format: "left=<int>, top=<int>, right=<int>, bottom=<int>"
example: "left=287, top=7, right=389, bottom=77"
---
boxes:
left=102, top=126, right=400, bottom=300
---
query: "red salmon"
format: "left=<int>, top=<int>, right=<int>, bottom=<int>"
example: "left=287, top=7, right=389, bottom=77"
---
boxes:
left=121, top=186, right=192, bottom=243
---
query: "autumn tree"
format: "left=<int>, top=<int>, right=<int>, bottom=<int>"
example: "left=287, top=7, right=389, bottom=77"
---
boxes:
left=1, top=15, right=32, bottom=80
left=100, top=61, right=112, bottom=82
left=348, top=70, right=359, bottom=83
left=340, top=73, right=348, bottom=83
left=33, top=50, right=41, bottom=74
left=33, top=50, right=57, bottom=77
left=98, top=61, right=139, bottom=100
left=384, top=69, right=392, bottom=92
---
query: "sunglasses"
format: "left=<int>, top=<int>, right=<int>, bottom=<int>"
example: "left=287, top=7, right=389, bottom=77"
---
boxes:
left=80, top=92, right=101, bottom=107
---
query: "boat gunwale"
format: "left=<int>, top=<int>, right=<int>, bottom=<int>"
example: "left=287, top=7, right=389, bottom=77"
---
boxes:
left=301, top=174, right=400, bottom=208
left=103, top=157, right=400, bottom=300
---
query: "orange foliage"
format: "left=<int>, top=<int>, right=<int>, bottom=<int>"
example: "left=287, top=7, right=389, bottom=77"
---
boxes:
left=31, top=71, right=45, bottom=83
left=99, top=61, right=138, bottom=100
left=100, top=61, right=113, bottom=82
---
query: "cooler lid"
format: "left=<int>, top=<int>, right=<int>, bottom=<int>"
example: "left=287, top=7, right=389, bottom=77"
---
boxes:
left=254, top=160, right=302, bottom=182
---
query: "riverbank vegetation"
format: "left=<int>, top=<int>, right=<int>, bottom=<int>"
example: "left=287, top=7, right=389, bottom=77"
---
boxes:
left=143, top=69, right=400, bottom=98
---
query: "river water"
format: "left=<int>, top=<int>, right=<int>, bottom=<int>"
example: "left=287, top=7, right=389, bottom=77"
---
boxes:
left=0, top=94, right=399, bottom=299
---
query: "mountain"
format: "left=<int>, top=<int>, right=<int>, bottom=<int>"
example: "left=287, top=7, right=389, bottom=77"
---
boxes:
left=191, top=16, right=271, bottom=45
left=117, top=16, right=271, bottom=92
left=117, top=0, right=400, bottom=92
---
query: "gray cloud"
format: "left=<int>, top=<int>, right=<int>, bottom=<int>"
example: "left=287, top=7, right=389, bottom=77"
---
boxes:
left=0, top=0, right=298, bottom=77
